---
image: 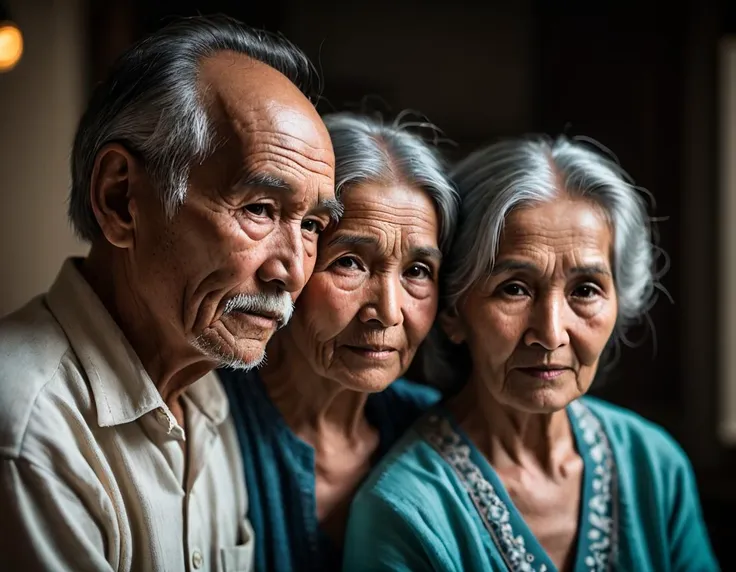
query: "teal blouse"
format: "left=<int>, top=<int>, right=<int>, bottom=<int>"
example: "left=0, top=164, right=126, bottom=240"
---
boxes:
left=343, top=397, right=719, bottom=571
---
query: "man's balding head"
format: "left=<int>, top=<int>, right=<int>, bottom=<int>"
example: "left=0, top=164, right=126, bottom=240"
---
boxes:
left=199, top=51, right=333, bottom=189
left=69, top=14, right=324, bottom=241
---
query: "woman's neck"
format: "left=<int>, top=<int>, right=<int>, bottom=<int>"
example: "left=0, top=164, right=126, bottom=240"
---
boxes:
left=260, top=329, right=380, bottom=539
left=449, top=374, right=576, bottom=476
left=259, top=329, right=374, bottom=450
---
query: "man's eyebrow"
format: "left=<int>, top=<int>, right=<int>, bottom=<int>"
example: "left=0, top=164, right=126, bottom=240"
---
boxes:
left=238, top=172, right=291, bottom=191
left=237, top=172, right=342, bottom=221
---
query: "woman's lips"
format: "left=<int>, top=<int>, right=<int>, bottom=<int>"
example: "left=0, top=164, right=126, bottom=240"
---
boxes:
left=343, top=345, right=397, bottom=360
left=515, top=367, right=569, bottom=380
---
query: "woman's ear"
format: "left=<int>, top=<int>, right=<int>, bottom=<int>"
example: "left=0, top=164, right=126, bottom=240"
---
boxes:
left=89, top=143, right=143, bottom=249
left=439, top=306, right=466, bottom=345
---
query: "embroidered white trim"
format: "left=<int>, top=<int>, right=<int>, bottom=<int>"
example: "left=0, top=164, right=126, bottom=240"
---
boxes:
left=420, top=402, right=617, bottom=572
left=569, top=401, right=618, bottom=572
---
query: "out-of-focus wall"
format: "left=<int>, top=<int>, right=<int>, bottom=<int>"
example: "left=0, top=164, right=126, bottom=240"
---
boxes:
left=0, top=0, right=88, bottom=317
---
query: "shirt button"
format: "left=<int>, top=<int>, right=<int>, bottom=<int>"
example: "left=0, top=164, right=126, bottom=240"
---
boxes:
left=155, top=408, right=168, bottom=424
left=191, top=549, right=203, bottom=569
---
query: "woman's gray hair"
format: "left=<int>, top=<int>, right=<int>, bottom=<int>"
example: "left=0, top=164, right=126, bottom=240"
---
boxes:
left=322, top=112, right=460, bottom=386
left=426, top=135, right=667, bottom=388
left=69, top=15, right=317, bottom=242
left=322, top=112, right=459, bottom=255
left=445, top=135, right=663, bottom=331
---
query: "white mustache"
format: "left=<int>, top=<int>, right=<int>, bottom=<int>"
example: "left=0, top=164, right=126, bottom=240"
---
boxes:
left=222, top=292, right=294, bottom=328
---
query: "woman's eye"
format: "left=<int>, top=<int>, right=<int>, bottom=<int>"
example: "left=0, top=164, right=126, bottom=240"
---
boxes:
left=502, top=283, right=528, bottom=297
left=405, top=264, right=431, bottom=280
left=244, top=204, right=268, bottom=217
left=301, top=219, right=323, bottom=235
left=572, top=284, right=599, bottom=299
left=333, top=256, right=361, bottom=271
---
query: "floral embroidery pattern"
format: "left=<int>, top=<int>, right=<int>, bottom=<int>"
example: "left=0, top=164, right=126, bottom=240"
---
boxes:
left=419, top=401, right=617, bottom=572
left=569, top=401, right=618, bottom=572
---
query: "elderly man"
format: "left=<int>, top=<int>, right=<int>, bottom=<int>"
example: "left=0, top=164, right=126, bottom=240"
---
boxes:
left=0, top=15, right=337, bottom=571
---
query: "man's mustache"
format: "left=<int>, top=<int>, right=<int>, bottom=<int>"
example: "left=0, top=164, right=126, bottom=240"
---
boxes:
left=222, top=292, right=294, bottom=328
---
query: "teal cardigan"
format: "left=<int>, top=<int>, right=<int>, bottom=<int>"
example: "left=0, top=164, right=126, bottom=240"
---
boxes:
left=219, top=371, right=440, bottom=572
left=344, top=397, right=719, bottom=571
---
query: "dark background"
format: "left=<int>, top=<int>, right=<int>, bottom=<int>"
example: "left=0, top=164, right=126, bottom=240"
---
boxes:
left=84, top=0, right=736, bottom=565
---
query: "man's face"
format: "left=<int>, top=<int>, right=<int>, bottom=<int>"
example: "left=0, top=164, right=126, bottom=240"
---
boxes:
left=126, top=53, right=337, bottom=370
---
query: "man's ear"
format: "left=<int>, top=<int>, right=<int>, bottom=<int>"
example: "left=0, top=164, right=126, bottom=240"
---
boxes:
left=89, top=143, right=144, bottom=249
left=439, top=306, right=466, bottom=345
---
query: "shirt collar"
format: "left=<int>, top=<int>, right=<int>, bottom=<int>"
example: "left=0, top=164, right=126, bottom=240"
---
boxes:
left=187, top=371, right=229, bottom=426
left=46, top=258, right=165, bottom=427
left=46, top=258, right=228, bottom=428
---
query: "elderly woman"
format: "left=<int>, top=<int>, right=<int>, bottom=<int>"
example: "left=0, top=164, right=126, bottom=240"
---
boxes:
left=219, top=112, right=459, bottom=571
left=343, top=136, right=719, bottom=571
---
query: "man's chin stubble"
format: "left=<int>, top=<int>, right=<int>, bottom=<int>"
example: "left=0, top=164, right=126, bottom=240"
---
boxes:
left=190, top=334, right=266, bottom=371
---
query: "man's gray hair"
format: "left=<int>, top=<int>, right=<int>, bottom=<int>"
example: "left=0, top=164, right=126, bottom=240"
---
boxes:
left=69, top=15, right=318, bottom=241
left=322, top=112, right=459, bottom=255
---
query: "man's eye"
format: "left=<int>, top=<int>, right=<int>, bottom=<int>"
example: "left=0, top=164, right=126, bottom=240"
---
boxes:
left=244, top=204, right=268, bottom=216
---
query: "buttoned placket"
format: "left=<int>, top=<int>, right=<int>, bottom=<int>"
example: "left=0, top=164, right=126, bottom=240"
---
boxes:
left=142, top=390, right=227, bottom=571
left=143, top=405, right=192, bottom=567
left=141, top=406, right=187, bottom=485
left=183, top=397, right=221, bottom=572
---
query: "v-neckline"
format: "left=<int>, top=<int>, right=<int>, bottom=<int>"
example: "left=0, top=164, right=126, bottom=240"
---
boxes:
left=419, top=400, right=617, bottom=572
left=251, top=371, right=392, bottom=569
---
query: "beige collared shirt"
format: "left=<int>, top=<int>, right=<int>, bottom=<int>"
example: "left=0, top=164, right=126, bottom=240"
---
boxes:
left=0, top=259, right=254, bottom=571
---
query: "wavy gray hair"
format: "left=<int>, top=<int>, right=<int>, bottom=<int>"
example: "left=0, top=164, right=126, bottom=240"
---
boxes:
left=432, top=135, right=665, bottom=385
left=322, top=112, right=459, bottom=255
left=68, top=15, right=317, bottom=241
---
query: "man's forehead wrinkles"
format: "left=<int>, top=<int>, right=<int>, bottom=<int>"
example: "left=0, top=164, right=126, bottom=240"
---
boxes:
left=245, top=149, right=334, bottom=179
left=211, top=100, right=333, bottom=165
left=203, top=62, right=318, bottom=122
left=244, top=131, right=334, bottom=164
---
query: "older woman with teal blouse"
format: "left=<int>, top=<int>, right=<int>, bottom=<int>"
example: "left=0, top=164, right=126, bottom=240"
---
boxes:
left=343, top=136, right=719, bottom=571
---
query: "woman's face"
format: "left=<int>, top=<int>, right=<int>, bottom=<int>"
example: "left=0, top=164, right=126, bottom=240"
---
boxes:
left=443, top=198, right=618, bottom=413
left=284, top=181, right=442, bottom=392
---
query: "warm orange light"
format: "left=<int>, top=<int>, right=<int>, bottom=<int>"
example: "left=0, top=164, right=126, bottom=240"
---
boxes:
left=0, top=23, right=23, bottom=72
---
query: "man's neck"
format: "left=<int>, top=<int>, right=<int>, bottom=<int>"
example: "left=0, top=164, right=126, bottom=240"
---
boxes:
left=81, top=244, right=216, bottom=426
